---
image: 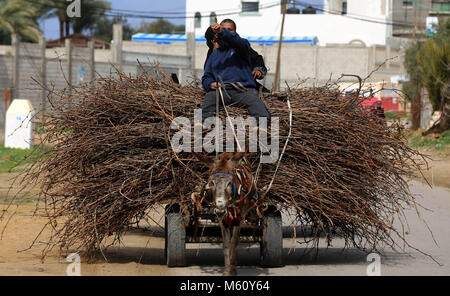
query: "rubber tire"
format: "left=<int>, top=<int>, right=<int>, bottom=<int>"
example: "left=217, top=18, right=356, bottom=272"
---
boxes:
left=165, top=211, right=187, bottom=267
left=260, top=210, right=283, bottom=267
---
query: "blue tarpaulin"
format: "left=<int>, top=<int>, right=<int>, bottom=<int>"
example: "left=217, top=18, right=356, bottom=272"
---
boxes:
left=131, top=33, right=318, bottom=46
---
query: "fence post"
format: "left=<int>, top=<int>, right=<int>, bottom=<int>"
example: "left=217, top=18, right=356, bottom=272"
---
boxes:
left=186, top=32, right=196, bottom=82
left=112, top=24, right=123, bottom=70
left=386, top=45, right=391, bottom=69
left=39, top=35, right=47, bottom=115
left=369, top=45, right=376, bottom=74
left=88, top=40, right=95, bottom=81
left=65, top=38, right=73, bottom=90
left=11, top=33, right=19, bottom=102
left=314, top=46, right=319, bottom=82
left=186, top=32, right=196, bottom=69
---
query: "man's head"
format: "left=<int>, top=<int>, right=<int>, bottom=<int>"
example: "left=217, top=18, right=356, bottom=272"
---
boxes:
left=210, top=19, right=236, bottom=49
left=220, top=19, right=236, bottom=32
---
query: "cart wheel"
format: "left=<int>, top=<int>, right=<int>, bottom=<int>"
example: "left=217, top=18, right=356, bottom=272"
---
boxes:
left=260, top=207, right=283, bottom=267
left=165, top=206, right=186, bottom=267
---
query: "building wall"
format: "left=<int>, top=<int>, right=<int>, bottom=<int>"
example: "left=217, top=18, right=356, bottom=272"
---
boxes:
left=392, top=0, right=431, bottom=36
left=186, top=0, right=391, bottom=46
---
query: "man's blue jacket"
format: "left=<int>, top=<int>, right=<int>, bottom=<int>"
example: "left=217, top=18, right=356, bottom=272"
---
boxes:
left=202, top=29, right=256, bottom=92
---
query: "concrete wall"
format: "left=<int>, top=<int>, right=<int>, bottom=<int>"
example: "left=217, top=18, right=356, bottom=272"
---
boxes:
left=0, top=28, right=405, bottom=135
left=122, top=40, right=403, bottom=86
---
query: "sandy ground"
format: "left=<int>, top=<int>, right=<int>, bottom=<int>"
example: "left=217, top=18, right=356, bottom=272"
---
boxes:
left=412, top=147, right=450, bottom=189
left=0, top=148, right=449, bottom=276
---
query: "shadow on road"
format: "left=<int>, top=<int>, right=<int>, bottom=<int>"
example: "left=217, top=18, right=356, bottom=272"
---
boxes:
left=96, top=225, right=412, bottom=272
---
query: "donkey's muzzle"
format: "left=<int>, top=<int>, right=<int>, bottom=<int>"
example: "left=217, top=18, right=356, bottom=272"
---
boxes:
left=215, top=199, right=227, bottom=213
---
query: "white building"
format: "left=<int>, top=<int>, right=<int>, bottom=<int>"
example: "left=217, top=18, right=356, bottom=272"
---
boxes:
left=185, top=0, right=394, bottom=46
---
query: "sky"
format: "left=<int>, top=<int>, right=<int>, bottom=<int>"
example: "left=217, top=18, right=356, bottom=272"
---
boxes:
left=39, top=0, right=324, bottom=40
left=40, top=0, right=186, bottom=40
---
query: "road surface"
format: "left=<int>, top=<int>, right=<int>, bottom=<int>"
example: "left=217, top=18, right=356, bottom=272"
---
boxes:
left=0, top=180, right=449, bottom=276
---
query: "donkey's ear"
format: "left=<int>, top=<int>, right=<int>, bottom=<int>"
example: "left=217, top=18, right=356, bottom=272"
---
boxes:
left=193, top=152, right=215, bottom=168
left=230, top=151, right=246, bottom=167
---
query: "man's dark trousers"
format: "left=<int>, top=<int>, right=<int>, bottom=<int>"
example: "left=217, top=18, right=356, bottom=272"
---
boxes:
left=201, top=88, right=271, bottom=123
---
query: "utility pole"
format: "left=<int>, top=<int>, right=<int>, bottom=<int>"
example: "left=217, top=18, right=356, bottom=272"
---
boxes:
left=273, top=1, right=287, bottom=93
left=413, top=1, right=417, bottom=38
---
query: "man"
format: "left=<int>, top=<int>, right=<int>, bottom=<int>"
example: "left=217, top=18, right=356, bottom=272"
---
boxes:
left=201, top=19, right=271, bottom=124
left=204, top=19, right=268, bottom=86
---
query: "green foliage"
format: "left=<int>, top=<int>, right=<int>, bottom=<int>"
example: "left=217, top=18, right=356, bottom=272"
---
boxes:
left=136, top=18, right=185, bottom=34
left=0, top=0, right=41, bottom=43
left=71, top=0, right=111, bottom=34
left=92, top=16, right=134, bottom=42
left=0, top=145, right=50, bottom=173
left=417, top=34, right=450, bottom=112
left=385, top=112, right=409, bottom=119
left=38, top=0, right=111, bottom=38
left=0, top=146, right=34, bottom=173
left=410, top=130, right=450, bottom=150
left=402, top=41, right=423, bottom=102
left=403, top=19, right=450, bottom=113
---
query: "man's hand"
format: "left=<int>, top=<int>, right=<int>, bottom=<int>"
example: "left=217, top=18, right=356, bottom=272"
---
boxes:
left=210, top=18, right=222, bottom=34
left=210, top=82, right=222, bottom=90
left=252, top=70, right=262, bottom=79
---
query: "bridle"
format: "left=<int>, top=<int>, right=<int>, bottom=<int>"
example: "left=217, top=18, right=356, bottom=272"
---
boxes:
left=210, top=172, right=238, bottom=200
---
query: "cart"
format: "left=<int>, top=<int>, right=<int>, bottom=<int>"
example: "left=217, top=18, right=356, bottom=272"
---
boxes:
left=164, top=202, right=283, bottom=268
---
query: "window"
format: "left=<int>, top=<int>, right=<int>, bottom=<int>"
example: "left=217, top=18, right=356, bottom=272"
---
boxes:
left=432, top=2, right=450, bottom=12
left=210, top=12, right=217, bottom=24
left=342, top=1, right=347, bottom=15
left=194, top=12, right=201, bottom=28
left=402, top=0, right=413, bottom=7
left=443, top=2, right=450, bottom=11
left=242, top=1, right=259, bottom=13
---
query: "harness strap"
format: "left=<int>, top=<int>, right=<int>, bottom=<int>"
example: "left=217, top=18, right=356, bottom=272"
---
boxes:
left=211, top=172, right=233, bottom=177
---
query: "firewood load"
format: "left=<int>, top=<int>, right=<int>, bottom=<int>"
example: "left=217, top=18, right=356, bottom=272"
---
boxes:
left=5, top=68, right=428, bottom=259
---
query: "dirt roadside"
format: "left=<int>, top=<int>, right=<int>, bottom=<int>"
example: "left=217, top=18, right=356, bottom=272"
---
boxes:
left=411, top=147, right=450, bottom=189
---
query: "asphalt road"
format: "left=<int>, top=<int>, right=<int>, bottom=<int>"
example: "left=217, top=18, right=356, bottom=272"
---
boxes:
left=100, top=180, right=450, bottom=276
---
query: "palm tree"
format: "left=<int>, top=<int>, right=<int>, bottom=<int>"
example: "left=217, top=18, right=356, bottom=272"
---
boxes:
left=39, top=0, right=110, bottom=39
left=72, top=0, right=111, bottom=35
left=0, top=0, right=40, bottom=43
left=417, top=27, right=450, bottom=132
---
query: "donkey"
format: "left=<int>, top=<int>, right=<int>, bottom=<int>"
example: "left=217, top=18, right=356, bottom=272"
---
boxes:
left=192, top=152, right=258, bottom=276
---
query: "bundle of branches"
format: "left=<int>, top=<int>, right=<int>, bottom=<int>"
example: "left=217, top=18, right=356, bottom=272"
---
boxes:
left=5, top=68, right=428, bottom=259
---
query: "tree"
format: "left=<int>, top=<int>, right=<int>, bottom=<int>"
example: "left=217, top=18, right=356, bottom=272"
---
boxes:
left=71, top=0, right=111, bottom=34
left=92, top=16, right=134, bottom=42
left=136, top=18, right=185, bottom=34
left=39, top=0, right=110, bottom=39
left=0, top=0, right=40, bottom=43
left=417, top=20, right=450, bottom=132
left=402, top=41, right=423, bottom=129
left=403, top=18, right=450, bottom=132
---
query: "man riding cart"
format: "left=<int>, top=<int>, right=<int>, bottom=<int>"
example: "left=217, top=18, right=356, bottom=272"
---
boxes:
left=200, top=18, right=271, bottom=125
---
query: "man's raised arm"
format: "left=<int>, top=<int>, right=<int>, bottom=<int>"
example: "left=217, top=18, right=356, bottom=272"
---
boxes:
left=210, top=22, right=250, bottom=60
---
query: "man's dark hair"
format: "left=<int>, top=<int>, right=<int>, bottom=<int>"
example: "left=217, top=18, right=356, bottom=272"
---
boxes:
left=220, top=19, right=237, bottom=31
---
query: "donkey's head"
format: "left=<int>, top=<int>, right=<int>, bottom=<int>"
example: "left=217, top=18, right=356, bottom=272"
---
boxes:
left=195, top=152, right=246, bottom=214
